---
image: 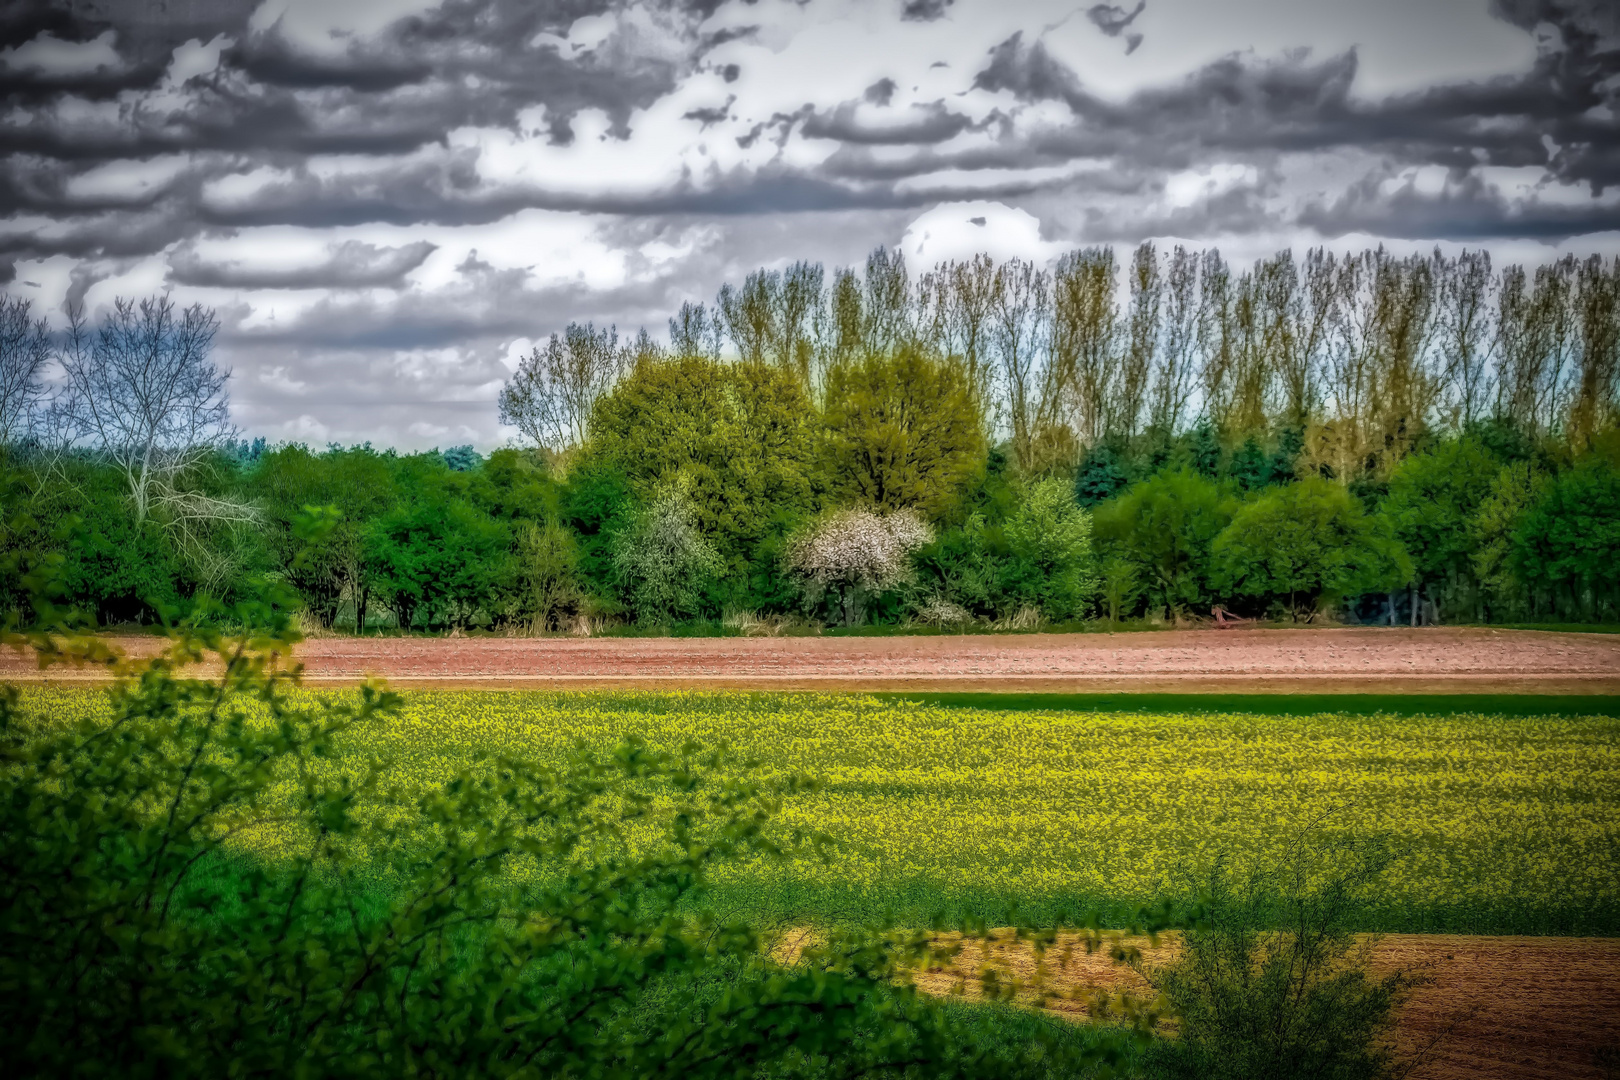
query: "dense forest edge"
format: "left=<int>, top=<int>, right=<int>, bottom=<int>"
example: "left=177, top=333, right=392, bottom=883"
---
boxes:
left=3, top=240, right=1618, bottom=633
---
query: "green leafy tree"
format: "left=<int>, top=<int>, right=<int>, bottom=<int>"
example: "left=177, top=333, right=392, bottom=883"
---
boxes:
left=1469, top=460, right=1549, bottom=619
left=477, top=447, right=563, bottom=523
left=1382, top=437, right=1502, bottom=618
left=47, top=463, right=185, bottom=625
left=1073, top=444, right=1131, bottom=507
left=513, top=519, right=581, bottom=632
left=1001, top=477, right=1096, bottom=619
left=1093, top=469, right=1237, bottom=619
left=560, top=456, right=637, bottom=604
left=585, top=355, right=822, bottom=569
left=1212, top=479, right=1411, bottom=620
left=365, top=457, right=511, bottom=629
left=822, top=346, right=984, bottom=518
left=913, top=517, right=1010, bottom=622
left=1509, top=456, right=1620, bottom=620
left=250, top=444, right=399, bottom=628
left=1101, top=557, right=1141, bottom=628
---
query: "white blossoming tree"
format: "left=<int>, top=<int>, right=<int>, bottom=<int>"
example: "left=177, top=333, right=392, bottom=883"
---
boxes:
left=613, top=486, right=723, bottom=624
left=785, top=507, right=932, bottom=626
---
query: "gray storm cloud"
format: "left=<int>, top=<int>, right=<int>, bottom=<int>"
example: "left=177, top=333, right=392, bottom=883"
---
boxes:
left=2, top=0, right=1617, bottom=448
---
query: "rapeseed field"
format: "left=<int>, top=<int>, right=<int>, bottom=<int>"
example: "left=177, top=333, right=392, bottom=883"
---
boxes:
left=17, top=688, right=1619, bottom=934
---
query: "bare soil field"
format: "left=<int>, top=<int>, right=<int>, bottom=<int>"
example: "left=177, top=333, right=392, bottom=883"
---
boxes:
left=7, top=627, right=1619, bottom=693
left=909, top=932, right=1620, bottom=1080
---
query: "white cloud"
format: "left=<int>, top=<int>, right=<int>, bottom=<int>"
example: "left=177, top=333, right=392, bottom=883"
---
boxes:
left=247, top=0, right=441, bottom=56
left=65, top=156, right=192, bottom=203
left=165, top=35, right=232, bottom=85
left=2, top=30, right=122, bottom=76
left=901, top=200, right=1066, bottom=266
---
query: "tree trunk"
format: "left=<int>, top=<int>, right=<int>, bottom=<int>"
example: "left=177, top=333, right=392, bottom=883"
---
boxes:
left=1410, top=584, right=1418, bottom=627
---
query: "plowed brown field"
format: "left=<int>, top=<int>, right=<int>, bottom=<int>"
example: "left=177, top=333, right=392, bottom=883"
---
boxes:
left=7, top=626, right=1619, bottom=692
left=909, top=932, right=1620, bottom=1080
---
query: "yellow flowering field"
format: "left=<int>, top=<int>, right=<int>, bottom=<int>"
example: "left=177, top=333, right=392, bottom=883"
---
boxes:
left=15, top=688, right=1620, bottom=933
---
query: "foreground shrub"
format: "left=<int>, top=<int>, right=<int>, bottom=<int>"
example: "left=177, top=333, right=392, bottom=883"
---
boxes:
left=1129, top=845, right=1419, bottom=1080
left=0, top=599, right=1152, bottom=1079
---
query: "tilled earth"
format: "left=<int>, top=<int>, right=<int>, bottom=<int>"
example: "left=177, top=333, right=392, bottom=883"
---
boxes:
left=911, top=932, right=1620, bottom=1080
left=8, top=627, right=1619, bottom=692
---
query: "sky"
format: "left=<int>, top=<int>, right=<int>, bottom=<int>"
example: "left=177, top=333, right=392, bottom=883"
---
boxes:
left=3, top=0, right=1619, bottom=450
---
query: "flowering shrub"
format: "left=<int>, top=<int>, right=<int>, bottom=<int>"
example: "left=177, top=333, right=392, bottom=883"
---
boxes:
left=785, top=507, right=932, bottom=624
left=913, top=595, right=974, bottom=628
left=612, top=486, right=723, bottom=623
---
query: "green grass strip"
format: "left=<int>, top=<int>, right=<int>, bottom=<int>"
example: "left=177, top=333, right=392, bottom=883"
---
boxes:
left=870, top=692, right=1620, bottom=717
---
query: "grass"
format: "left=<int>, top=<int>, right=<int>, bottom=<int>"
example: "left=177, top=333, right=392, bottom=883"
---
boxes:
left=872, top=692, right=1620, bottom=717
left=21, top=687, right=1617, bottom=937
left=1450, top=622, right=1620, bottom=634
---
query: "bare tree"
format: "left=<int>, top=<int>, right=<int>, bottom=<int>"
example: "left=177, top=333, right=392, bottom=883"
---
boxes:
left=0, top=296, right=50, bottom=446
left=714, top=261, right=826, bottom=387
left=991, top=258, right=1057, bottom=470
left=1147, top=245, right=1203, bottom=436
left=57, top=296, right=254, bottom=589
left=499, top=321, right=626, bottom=452
left=1117, top=242, right=1161, bottom=442
left=1258, top=248, right=1331, bottom=433
left=1197, top=249, right=1235, bottom=432
left=926, top=254, right=1000, bottom=432
left=1569, top=254, right=1620, bottom=450
left=862, top=246, right=912, bottom=357
left=1310, top=253, right=1378, bottom=481
left=717, top=272, right=775, bottom=364
left=1496, top=257, right=1576, bottom=435
left=59, top=297, right=238, bottom=519
left=668, top=300, right=723, bottom=360
left=1310, top=249, right=1442, bottom=480
left=828, top=266, right=865, bottom=369
left=1435, top=249, right=1494, bottom=428
left=1052, top=247, right=1119, bottom=447
left=774, top=261, right=824, bottom=387
left=1218, top=265, right=1273, bottom=441
left=1366, top=250, right=1441, bottom=466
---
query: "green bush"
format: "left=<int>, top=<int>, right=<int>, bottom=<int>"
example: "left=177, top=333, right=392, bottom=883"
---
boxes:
left=365, top=457, right=512, bottom=629
left=1211, top=480, right=1411, bottom=620
left=1093, top=470, right=1236, bottom=619
left=1131, top=846, right=1418, bottom=1080
left=1382, top=437, right=1502, bottom=618
left=1002, top=477, right=1096, bottom=620
left=1510, top=456, right=1620, bottom=620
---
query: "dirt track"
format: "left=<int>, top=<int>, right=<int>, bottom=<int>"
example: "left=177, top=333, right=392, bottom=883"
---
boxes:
left=911, top=932, right=1620, bottom=1080
left=7, top=627, right=1618, bottom=693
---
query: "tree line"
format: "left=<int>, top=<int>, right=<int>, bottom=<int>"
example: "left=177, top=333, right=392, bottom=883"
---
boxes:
left=1, top=238, right=1618, bottom=631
